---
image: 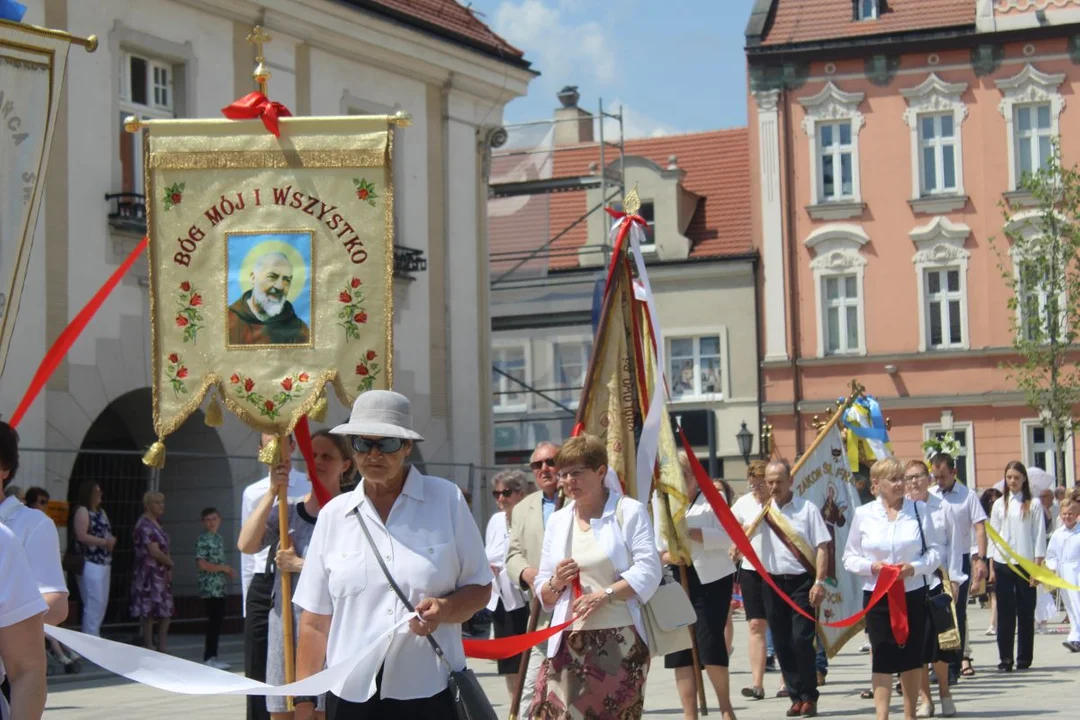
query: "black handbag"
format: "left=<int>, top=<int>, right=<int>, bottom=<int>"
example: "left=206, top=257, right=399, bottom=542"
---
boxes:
left=913, top=502, right=962, bottom=651
left=355, top=512, right=498, bottom=720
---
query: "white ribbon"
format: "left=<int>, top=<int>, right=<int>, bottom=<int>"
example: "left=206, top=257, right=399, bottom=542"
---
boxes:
left=45, top=614, right=415, bottom=696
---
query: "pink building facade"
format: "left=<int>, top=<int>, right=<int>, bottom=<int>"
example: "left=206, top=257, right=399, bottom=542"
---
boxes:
left=746, top=0, right=1080, bottom=488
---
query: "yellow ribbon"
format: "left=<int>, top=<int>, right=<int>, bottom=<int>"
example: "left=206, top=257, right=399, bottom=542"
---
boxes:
left=986, top=523, right=1080, bottom=591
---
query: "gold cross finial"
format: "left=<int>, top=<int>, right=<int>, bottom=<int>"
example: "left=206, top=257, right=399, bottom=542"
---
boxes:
left=247, top=26, right=273, bottom=94
left=623, top=184, right=641, bottom=216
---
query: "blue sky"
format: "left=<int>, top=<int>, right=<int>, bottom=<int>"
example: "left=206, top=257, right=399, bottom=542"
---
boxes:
left=467, top=0, right=755, bottom=137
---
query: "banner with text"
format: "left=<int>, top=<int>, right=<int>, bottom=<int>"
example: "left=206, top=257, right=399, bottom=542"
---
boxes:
left=0, top=20, right=71, bottom=377
left=145, top=116, right=394, bottom=446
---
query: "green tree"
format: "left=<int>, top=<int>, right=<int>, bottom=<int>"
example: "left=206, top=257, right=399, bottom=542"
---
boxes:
left=993, top=142, right=1080, bottom=488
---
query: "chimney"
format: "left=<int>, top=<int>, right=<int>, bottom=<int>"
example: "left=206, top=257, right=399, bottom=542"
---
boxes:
left=554, top=85, right=594, bottom=146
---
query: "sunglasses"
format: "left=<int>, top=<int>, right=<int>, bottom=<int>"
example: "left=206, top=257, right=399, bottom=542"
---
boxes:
left=492, top=489, right=516, bottom=499
left=351, top=436, right=407, bottom=454
left=530, top=457, right=556, bottom=471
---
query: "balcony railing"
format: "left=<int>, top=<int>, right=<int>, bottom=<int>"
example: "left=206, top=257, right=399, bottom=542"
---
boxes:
left=394, top=245, right=427, bottom=279
left=105, top=192, right=147, bottom=234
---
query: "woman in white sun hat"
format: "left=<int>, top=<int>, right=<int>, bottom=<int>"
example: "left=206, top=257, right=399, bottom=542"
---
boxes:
left=293, top=391, right=493, bottom=720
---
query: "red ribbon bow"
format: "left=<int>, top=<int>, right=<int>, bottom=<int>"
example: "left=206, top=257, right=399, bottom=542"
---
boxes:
left=221, top=91, right=292, bottom=137
left=603, top=206, right=648, bottom=226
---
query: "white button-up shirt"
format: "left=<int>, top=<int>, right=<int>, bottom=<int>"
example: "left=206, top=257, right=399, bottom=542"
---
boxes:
left=843, top=498, right=945, bottom=592
left=752, top=496, right=830, bottom=576
left=924, top=493, right=966, bottom=584
left=989, top=496, right=1047, bottom=563
left=653, top=492, right=736, bottom=585
left=240, top=467, right=311, bottom=607
left=293, top=467, right=492, bottom=703
left=0, top=523, right=48, bottom=717
left=731, top=493, right=765, bottom=572
left=930, top=480, right=986, bottom=559
left=0, top=496, right=67, bottom=600
left=485, top=511, right=525, bottom=612
left=1046, top=523, right=1080, bottom=579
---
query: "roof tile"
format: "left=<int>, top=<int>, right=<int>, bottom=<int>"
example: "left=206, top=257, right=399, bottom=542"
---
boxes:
left=346, top=0, right=525, bottom=60
left=762, top=0, right=975, bottom=47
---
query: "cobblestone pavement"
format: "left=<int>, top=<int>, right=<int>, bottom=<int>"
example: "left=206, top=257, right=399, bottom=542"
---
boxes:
left=45, top=605, right=1075, bottom=718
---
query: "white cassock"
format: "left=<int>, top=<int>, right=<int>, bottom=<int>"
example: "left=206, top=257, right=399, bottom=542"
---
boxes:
left=1046, top=523, right=1080, bottom=643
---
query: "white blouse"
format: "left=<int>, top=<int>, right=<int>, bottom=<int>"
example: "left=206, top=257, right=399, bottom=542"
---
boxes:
left=1046, top=524, right=1080, bottom=578
left=653, top=492, right=736, bottom=585
left=843, top=498, right=944, bottom=593
left=989, top=496, right=1047, bottom=563
left=484, top=511, right=526, bottom=612
left=293, top=467, right=493, bottom=703
left=730, top=493, right=765, bottom=572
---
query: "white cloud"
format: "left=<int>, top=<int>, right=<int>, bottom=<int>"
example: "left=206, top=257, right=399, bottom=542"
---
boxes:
left=493, top=0, right=616, bottom=85
left=602, top=100, right=684, bottom=140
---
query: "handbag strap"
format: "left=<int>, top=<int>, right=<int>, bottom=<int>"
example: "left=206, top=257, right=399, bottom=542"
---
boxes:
left=354, top=509, right=453, bottom=670
left=912, top=500, right=930, bottom=590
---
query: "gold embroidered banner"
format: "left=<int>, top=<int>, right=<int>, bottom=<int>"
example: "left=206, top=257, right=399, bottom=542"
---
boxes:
left=143, top=116, right=395, bottom=457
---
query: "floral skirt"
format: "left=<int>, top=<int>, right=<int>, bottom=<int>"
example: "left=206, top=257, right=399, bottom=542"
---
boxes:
left=528, top=625, right=650, bottom=720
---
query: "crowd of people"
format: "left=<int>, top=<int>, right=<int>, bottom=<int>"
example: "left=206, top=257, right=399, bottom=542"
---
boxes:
left=4, top=402, right=1080, bottom=720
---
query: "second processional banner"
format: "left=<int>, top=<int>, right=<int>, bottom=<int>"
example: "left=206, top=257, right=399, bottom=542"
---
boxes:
left=145, top=116, right=394, bottom=442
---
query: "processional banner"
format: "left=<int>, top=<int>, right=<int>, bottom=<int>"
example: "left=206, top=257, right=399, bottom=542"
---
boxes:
left=793, top=426, right=865, bottom=657
left=143, top=116, right=394, bottom=452
left=0, top=19, right=71, bottom=376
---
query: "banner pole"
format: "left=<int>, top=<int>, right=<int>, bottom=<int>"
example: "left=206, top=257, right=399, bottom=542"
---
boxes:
left=275, top=433, right=297, bottom=702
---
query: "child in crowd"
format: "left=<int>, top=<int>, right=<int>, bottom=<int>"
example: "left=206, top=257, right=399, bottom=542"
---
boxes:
left=195, top=506, right=236, bottom=669
left=1046, top=493, right=1080, bottom=653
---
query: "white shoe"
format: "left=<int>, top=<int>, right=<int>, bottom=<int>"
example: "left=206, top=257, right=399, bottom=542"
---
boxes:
left=859, top=641, right=871, bottom=653
left=941, top=697, right=957, bottom=717
left=917, top=700, right=934, bottom=718
left=985, top=626, right=997, bottom=636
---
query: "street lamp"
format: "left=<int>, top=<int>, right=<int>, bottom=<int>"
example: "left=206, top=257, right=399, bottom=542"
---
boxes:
left=736, top=421, right=753, bottom=464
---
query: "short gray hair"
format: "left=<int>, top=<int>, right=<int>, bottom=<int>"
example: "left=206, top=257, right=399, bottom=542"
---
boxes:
left=492, top=469, right=528, bottom=494
left=766, top=458, right=792, bottom=479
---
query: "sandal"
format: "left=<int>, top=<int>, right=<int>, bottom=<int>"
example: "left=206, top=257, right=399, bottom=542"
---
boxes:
left=960, top=659, right=976, bottom=678
left=860, top=689, right=874, bottom=699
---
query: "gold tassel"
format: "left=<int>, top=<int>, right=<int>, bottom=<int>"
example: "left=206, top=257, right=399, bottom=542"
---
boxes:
left=258, top=435, right=280, bottom=465
left=204, top=392, right=224, bottom=427
left=309, top=392, right=328, bottom=423
left=142, top=440, right=166, bottom=469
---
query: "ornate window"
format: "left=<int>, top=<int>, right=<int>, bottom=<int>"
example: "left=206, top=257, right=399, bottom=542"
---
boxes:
left=1005, top=210, right=1069, bottom=343
left=923, top=423, right=974, bottom=486
left=799, top=83, right=866, bottom=219
left=1020, top=419, right=1075, bottom=485
left=901, top=74, right=969, bottom=213
left=805, top=224, right=869, bottom=356
left=996, top=64, right=1066, bottom=191
left=910, top=217, right=971, bottom=351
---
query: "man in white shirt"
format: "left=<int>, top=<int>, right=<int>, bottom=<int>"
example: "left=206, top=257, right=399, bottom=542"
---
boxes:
left=928, top=453, right=987, bottom=682
left=0, top=524, right=48, bottom=720
left=0, top=422, right=68, bottom=629
left=755, top=459, right=831, bottom=718
left=239, top=434, right=310, bottom=720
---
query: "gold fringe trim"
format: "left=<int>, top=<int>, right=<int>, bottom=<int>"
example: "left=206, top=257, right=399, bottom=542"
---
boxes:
left=258, top=436, right=280, bottom=465
left=309, top=392, right=328, bottom=423
left=142, top=440, right=166, bottom=469
left=204, top=392, right=224, bottom=427
left=148, top=149, right=386, bottom=170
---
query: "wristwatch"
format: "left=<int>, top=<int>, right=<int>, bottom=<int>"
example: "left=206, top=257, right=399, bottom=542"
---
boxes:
left=293, top=696, right=318, bottom=707
left=604, top=586, right=615, bottom=602
left=813, top=579, right=826, bottom=588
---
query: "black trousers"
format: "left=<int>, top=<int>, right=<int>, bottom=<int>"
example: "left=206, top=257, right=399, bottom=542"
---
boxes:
left=763, top=573, right=818, bottom=703
left=245, top=573, right=275, bottom=720
left=326, top=666, right=455, bottom=720
left=949, top=554, right=971, bottom=676
left=994, top=561, right=1036, bottom=667
left=204, top=596, right=226, bottom=661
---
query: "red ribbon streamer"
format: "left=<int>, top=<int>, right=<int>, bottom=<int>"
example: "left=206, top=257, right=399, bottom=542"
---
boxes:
left=221, top=91, right=292, bottom=137
left=463, top=616, right=577, bottom=660
left=9, top=237, right=148, bottom=428
left=678, top=428, right=906, bottom=637
left=293, top=416, right=333, bottom=508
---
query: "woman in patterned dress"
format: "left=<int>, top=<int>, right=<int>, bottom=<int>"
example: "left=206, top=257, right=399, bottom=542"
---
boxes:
left=131, top=491, right=174, bottom=651
left=530, top=434, right=662, bottom=719
left=72, top=480, right=116, bottom=637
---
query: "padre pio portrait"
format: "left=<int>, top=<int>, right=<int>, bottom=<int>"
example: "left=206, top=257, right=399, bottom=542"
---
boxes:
left=227, top=232, right=313, bottom=346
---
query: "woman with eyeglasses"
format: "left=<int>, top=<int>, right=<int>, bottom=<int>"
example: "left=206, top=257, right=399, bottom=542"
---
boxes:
left=528, top=434, right=662, bottom=718
left=483, top=469, right=530, bottom=700
left=293, top=392, right=492, bottom=719
left=989, top=461, right=1047, bottom=672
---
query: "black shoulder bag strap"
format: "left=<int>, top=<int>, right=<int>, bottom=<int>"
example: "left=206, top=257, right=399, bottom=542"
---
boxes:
left=912, top=500, right=930, bottom=590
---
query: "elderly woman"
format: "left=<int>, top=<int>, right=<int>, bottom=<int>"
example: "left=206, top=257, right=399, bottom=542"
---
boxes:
left=239, top=429, right=355, bottom=719
left=655, top=452, right=738, bottom=720
left=529, top=434, right=662, bottom=719
left=484, top=469, right=530, bottom=698
left=131, top=491, right=174, bottom=651
left=844, top=458, right=944, bottom=720
left=293, top=392, right=492, bottom=719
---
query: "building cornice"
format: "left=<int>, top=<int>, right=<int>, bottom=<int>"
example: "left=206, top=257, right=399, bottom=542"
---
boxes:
left=764, top=391, right=1031, bottom=416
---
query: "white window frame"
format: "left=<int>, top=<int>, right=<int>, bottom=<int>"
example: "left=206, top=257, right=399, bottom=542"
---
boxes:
left=118, top=51, right=175, bottom=198
left=1013, top=103, right=1054, bottom=180
left=910, top=216, right=971, bottom=351
left=857, top=0, right=880, bottom=21
left=799, top=82, right=866, bottom=206
left=805, top=224, right=868, bottom=357
left=664, top=327, right=729, bottom=403
left=1020, top=419, right=1075, bottom=485
left=637, top=200, right=657, bottom=254
left=815, top=121, right=856, bottom=203
left=492, top=341, right=531, bottom=414
left=996, top=64, right=1065, bottom=192
left=1005, top=210, right=1069, bottom=344
left=901, top=74, right=969, bottom=201
left=551, top=337, right=592, bottom=409
left=923, top=422, right=976, bottom=487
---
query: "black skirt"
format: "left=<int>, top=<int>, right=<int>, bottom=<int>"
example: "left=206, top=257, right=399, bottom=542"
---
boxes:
left=665, top=565, right=735, bottom=669
left=865, top=586, right=928, bottom=674
left=738, top=566, right=767, bottom=621
left=493, top=599, right=530, bottom=674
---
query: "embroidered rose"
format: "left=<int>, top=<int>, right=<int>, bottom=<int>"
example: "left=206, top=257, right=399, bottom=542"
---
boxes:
left=244, top=378, right=255, bottom=392
left=366, top=350, right=377, bottom=361
left=356, top=364, right=369, bottom=376
left=168, top=353, right=179, bottom=364
left=281, top=377, right=293, bottom=391
left=351, top=278, right=362, bottom=288
left=171, top=192, right=182, bottom=205
left=339, top=291, right=352, bottom=304
left=189, top=293, right=202, bottom=307
left=264, top=399, right=275, bottom=412
left=354, top=311, right=368, bottom=324
left=180, top=281, right=191, bottom=292
left=176, top=366, right=189, bottom=379
left=298, top=372, right=310, bottom=382
left=230, top=374, right=240, bottom=384
left=176, top=316, right=189, bottom=327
